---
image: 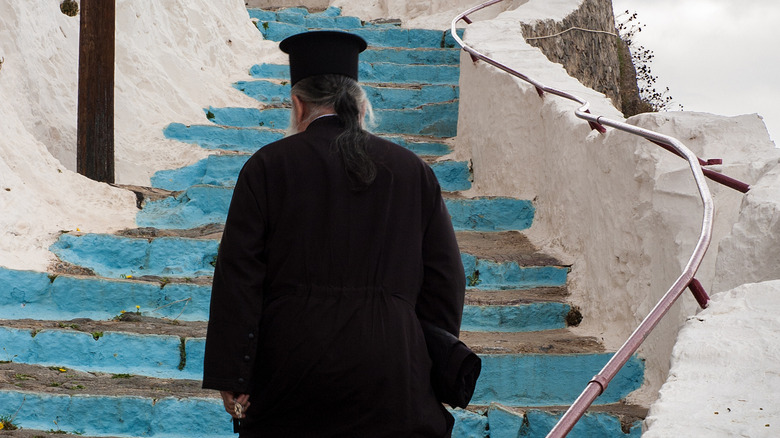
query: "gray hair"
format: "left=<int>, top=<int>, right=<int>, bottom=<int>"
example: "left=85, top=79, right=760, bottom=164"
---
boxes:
left=290, top=74, right=377, bottom=190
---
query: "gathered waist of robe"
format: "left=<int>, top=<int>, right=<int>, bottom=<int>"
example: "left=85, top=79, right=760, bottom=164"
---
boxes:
left=264, top=283, right=416, bottom=305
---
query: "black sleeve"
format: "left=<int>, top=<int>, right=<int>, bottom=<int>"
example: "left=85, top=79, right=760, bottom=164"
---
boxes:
left=202, top=159, right=267, bottom=392
left=416, top=165, right=466, bottom=337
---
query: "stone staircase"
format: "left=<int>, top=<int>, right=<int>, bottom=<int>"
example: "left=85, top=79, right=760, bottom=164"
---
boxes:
left=0, top=6, right=646, bottom=437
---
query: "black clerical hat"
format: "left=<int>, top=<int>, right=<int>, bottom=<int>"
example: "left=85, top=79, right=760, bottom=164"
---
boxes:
left=279, top=31, right=367, bottom=86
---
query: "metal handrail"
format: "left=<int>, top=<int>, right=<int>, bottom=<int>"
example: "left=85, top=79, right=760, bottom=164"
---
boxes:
left=450, top=2, right=751, bottom=436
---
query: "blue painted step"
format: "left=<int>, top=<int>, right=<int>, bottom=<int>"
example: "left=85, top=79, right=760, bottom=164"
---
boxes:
left=204, top=103, right=458, bottom=137
left=0, top=325, right=644, bottom=407
left=359, top=62, right=460, bottom=85
left=50, top=232, right=563, bottom=290
left=204, top=106, right=288, bottom=130
left=360, top=47, right=460, bottom=66
left=163, top=123, right=452, bottom=156
left=137, top=185, right=230, bottom=229
left=256, top=21, right=463, bottom=49
left=163, top=123, right=284, bottom=153
left=461, top=302, right=571, bottom=332
left=151, top=154, right=470, bottom=192
left=301, top=14, right=364, bottom=28
left=249, top=7, right=411, bottom=31
left=136, top=186, right=534, bottom=232
left=151, top=154, right=250, bottom=190
left=249, top=61, right=460, bottom=85
left=0, top=269, right=210, bottom=321
left=0, top=326, right=204, bottom=379
left=462, top=253, right=567, bottom=291
left=0, top=389, right=639, bottom=438
left=234, top=80, right=459, bottom=109
left=446, top=196, right=535, bottom=232
left=50, top=233, right=219, bottom=279
left=434, top=160, right=472, bottom=191
left=476, top=405, right=642, bottom=438
left=0, top=390, right=232, bottom=437
left=472, top=354, right=644, bottom=406
left=265, top=12, right=363, bottom=29
left=0, top=267, right=570, bottom=332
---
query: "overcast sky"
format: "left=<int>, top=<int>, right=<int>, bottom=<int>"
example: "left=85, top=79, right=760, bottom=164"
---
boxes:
left=612, top=0, right=780, bottom=143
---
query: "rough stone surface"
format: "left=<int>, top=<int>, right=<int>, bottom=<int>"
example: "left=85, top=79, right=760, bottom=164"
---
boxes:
left=461, top=329, right=602, bottom=355
left=0, top=316, right=206, bottom=339
left=520, top=0, right=621, bottom=108
left=714, top=162, right=780, bottom=292
left=466, top=287, right=568, bottom=305
left=457, top=231, right=563, bottom=265
left=0, top=362, right=209, bottom=398
left=643, top=281, right=780, bottom=437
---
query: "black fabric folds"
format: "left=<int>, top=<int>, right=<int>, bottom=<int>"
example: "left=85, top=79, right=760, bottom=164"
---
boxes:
left=421, top=320, right=481, bottom=409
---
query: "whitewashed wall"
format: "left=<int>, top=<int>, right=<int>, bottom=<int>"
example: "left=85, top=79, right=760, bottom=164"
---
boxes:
left=0, top=0, right=279, bottom=270
left=454, top=0, right=780, bottom=405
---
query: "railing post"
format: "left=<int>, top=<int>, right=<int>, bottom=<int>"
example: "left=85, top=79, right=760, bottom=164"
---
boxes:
left=77, top=0, right=116, bottom=183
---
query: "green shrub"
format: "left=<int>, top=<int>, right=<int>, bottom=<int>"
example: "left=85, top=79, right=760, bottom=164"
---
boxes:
left=60, top=0, right=79, bottom=17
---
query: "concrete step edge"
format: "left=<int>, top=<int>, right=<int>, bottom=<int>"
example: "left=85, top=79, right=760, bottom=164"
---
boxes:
left=460, top=329, right=603, bottom=355
left=0, top=362, right=209, bottom=399
left=0, top=316, right=207, bottom=340
left=465, top=287, right=569, bottom=305
left=456, top=231, right=566, bottom=267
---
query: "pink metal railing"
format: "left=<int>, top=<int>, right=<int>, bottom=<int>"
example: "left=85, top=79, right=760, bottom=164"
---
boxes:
left=450, top=1, right=751, bottom=436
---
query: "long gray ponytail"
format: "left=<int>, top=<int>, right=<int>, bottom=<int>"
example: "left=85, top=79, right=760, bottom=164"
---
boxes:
left=291, top=74, right=376, bottom=190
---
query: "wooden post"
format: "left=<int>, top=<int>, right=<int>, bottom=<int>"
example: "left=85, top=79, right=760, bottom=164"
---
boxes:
left=77, top=0, right=116, bottom=183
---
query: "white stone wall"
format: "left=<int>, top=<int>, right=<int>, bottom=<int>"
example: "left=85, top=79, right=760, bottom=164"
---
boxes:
left=0, top=0, right=280, bottom=270
left=454, top=0, right=780, bottom=406
left=643, top=281, right=780, bottom=437
left=714, top=166, right=780, bottom=292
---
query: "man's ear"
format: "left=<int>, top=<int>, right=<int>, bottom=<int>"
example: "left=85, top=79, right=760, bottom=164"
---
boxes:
left=291, top=94, right=306, bottom=126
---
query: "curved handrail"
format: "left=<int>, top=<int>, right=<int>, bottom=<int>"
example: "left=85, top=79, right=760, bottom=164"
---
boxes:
left=450, top=2, right=751, bottom=437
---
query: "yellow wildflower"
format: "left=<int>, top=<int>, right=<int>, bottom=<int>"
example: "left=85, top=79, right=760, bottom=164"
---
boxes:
left=58, top=368, right=67, bottom=373
left=0, top=422, right=5, bottom=430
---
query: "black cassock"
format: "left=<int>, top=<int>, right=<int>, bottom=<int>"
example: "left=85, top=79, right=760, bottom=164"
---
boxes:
left=203, top=115, right=466, bottom=437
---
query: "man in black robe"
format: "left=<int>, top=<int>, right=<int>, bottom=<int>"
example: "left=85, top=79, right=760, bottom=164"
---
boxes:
left=203, top=31, right=466, bottom=437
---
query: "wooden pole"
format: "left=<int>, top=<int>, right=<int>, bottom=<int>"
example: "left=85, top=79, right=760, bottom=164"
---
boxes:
left=77, top=0, right=116, bottom=183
